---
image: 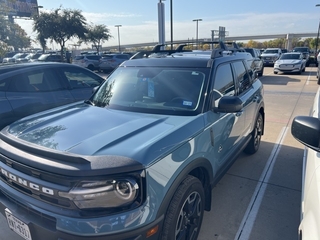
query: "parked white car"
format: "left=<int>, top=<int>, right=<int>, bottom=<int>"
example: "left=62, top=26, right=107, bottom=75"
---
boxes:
left=274, top=52, right=306, bottom=75
left=291, top=87, right=320, bottom=240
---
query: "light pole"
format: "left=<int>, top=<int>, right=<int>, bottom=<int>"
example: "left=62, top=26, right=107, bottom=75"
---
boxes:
left=115, top=25, right=122, bottom=53
left=193, top=19, right=202, bottom=50
left=170, top=0, right=173, bottom=50
left=158, top=0, right=173, bottom=49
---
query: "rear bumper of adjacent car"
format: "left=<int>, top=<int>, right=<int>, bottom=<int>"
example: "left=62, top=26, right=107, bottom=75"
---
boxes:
left=0, top=183, right=164, bottom=240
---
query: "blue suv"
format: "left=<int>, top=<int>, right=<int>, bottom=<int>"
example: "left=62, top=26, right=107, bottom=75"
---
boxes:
left=0, top=42, right=264, bottom=240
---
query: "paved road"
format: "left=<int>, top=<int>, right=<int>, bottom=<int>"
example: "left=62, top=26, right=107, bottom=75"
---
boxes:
left=0, top=67, right=316, bottom=240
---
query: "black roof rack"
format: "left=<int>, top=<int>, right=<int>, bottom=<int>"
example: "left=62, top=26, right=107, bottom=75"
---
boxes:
left=188, top=41, right=245, bottom=59
left=130, top=43, right=192, bottom=59
left=130, top=41, right=245, bottom=60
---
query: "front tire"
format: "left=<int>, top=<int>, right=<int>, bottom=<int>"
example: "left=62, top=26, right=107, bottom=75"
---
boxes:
left=162, top=175, right=205, bottom=240
left=244, top=112, right=263, bottom=154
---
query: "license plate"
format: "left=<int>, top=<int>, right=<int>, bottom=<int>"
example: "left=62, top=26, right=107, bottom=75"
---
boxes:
left=5, top=208, right=32, bottom=240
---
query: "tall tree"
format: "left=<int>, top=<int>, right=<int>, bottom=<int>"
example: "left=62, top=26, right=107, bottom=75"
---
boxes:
left=33, top=7, right=87, bottom=60
left=85, top=24, right=112, bottom=54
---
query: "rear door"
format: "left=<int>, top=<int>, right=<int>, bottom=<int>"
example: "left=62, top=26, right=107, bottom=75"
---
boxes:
left=232, top=60, right=261, bottom=137
left=5, top=67, right=74, bottom=123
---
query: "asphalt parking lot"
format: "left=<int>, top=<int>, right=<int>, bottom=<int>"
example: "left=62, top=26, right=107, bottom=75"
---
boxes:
left=0, top=66, right=317, bottom=240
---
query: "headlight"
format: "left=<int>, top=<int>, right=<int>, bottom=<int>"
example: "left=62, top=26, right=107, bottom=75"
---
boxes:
left=294, top=64, right=301, bottom=68
left=59, top=177, right=140, bottom=209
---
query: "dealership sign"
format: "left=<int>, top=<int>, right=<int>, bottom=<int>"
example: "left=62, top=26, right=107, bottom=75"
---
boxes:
left=1, top=0, right=39, bottom=18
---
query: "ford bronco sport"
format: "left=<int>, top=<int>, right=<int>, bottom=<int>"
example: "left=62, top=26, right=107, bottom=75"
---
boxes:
left=0, top=42, right=265, bottom=240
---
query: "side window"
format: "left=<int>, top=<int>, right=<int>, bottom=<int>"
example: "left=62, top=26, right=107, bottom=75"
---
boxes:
left=213, top=63, right=235, bottom=96
left=62, top=68, right=104, bottom=89
left=232, top=61, right=251, bottom=94
left=7, top=69, right=64, bottom=92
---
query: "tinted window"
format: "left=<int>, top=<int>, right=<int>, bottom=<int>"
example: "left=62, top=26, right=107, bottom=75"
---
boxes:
left=214, top=63, right=235, bottom=96
left=232, top=61, right=250, bottom=94
left=7, top=69, right=64, bottom=92
left=74, top=56, right=84, bottom=60
left=117, top=55, right=129, bottom=59
left=102, top=55, right=113, bottom=59
left=244, top=49, right=254, bottom=57
left=87, top=56, right=100, bottom=60
left=62, top=68, right=103, bottom=88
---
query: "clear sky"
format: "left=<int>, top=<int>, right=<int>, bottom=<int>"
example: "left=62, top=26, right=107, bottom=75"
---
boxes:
left=14, top=0, right=320, bottom=49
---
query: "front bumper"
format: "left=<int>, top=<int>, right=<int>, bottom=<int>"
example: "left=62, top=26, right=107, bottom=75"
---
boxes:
left=274, top=66, right=301, bottom=73
left=0, top=185, right=163, bottom=240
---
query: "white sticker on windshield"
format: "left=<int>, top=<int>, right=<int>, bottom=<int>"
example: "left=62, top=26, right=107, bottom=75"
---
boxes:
left=183, top=101, right=192, bottom=106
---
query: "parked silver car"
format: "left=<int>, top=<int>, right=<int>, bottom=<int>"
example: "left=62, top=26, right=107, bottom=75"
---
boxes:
left=72, top=54, right=101, bottom=71
left=274, top=52, right=306, bottom=74
left=99, top=53, right=130, bottom=72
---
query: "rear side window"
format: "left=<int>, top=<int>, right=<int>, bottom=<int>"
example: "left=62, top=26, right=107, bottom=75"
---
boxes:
left=117, top=55, right=129, bottom=59
left=74, top=56, right=84, bottom=60
left=7, top=69, right=64, bottom=92
left=232, top=61, right=251, bottom=94
left=214, top=63, right=235, bottom=96
left=101, top=55, right=113, bottom=59
left=87, top=56, right=100, bottom=60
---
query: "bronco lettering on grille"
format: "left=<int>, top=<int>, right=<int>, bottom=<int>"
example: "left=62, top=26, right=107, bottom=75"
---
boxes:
left=0, top=168, right=54, bottom=195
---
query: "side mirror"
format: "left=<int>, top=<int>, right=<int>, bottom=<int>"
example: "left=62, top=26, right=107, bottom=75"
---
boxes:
left=291, top=116, right=320, bottom=152
left=213, top=96, right=243, bottom=113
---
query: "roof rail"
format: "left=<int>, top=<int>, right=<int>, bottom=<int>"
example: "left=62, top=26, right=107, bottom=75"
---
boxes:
left=197, top=40, right=245, bottom=58
left=130, top=43, right=192, bottom=59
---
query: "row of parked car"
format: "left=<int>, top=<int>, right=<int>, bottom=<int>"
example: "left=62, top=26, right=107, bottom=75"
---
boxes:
left=244, top=47, right=308, bottom=76
left=2, top=52, right=64, bottom=64
left=71, top=53, right=131, bottom=72
left=2, top=51, right=132, bottom=73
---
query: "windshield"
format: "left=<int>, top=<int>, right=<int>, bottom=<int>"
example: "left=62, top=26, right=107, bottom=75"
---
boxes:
left=263, top=49, right=279, bottom=54
left=91, top=67, right=207, bottom=115
left=293, top=48, right=308, bottom=52
left=280, top=54, right=300, bottom=60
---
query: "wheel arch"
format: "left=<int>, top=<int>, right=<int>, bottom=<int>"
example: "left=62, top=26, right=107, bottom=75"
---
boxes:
left=156, top=157, right=214, bottom=220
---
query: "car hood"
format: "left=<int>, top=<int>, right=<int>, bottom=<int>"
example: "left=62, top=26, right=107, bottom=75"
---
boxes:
left=276, top=59, right=301, bottom=64
left=2, top=103, right=204, bottom=167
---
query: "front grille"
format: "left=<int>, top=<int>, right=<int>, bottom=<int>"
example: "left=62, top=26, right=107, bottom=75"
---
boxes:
left=0, top=153, right=76, bottom=210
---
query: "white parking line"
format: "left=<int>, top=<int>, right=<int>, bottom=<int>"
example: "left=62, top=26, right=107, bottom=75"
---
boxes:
left=306, top=70, right=312, bottom=85
left=234, top=127, right=289, bottom=240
